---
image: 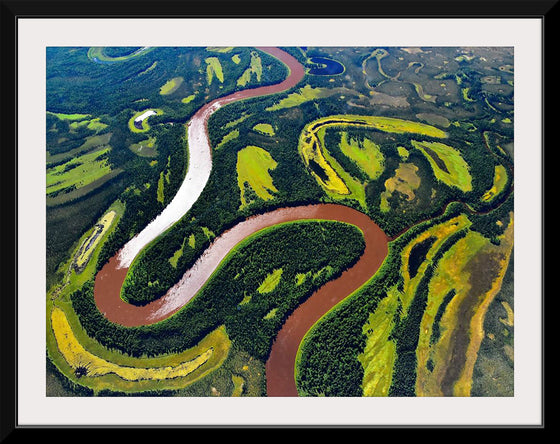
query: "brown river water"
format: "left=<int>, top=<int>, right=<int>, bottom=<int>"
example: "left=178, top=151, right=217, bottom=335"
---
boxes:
left=93, top=47, right=389, bottom=396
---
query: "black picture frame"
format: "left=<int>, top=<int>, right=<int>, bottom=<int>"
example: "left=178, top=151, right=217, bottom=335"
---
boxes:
left=2, top=0, right=553, bottom=436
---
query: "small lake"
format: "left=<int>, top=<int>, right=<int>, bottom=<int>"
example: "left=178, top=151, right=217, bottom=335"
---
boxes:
left=307, top=57, right=345, bottom=76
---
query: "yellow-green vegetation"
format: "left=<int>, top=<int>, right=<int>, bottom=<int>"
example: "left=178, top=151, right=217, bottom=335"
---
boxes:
left=181, top=94, right=196, bottom=104
left=238, top=293, right=252, bottom=305
left=205, top=57, right=224, bottom=85
left=300, top=126, right=350, bottom=197
left=48, top=195, right=229, bottom=395
left=263, top=308, right=279, bottom=320
left=451, top=120, right=477, bottom=132
left=87, top=46, right=153, bottom=62
left=312, top=265, right=334, bottom=282
left=401, top=215, right=472, bottom=312
left=69, top=117, right=108, bottom=132
left=47, top=133, right=112, bottom=165
left=47, top=111, right=91, bottom=121
left=87, top=119, right=108, bottom=131
left=397, top=146, right=410, bottom=160
left=305, top=115, right=447, bottom=141
left=139, top=61, right=158, bottom=76
left=47, top=111, right=107, bottom=132
left=499, top=301, right=514, bottom=327
left=266, top=85, right=332, bottom=111
left=415, top=215, right=514, bottom=396
left=207, top=46, right=234, bottom=53
left=380, top=163, right=421, bottom=213
left=485, top=98, right=500, bottom=113
left=231, top=375, right=244, bottom=396
left=169, top=236, right=189, bottom=268
left=362, top=48, right=394, bottom=80
left=202, top=226, right=216, bottom=240
left=294, top=265, right=335, bottom=288
left=321, top=138, right=367, bottom=207
left=128, top=109, right=163, bottom=133
left=160, top=77, right=184, bottom=95
left=224, top=113, right=252, bottom=129
left=231, top=54, right=241, bottom=64
left=169, top=233, right=195, bottom=268
left=157, top=170, right=165, bottom=203
left=295, top=273, right=308, bottom=286
left=481, top=164, right=508, bottom=202
left=411, top=140, right=472, bottom=192
left=129, top=137, right=157, bottom=157
left=215, top=129, right=239, bottom=150
left=455, top=54, right=475, bottom=62
left=358, top=214, right=473, bottom=397
left=50, top=200, right=125, bottom=300
left=358, top=287, right=400, bottom=396
left=237, top=51, right=262, bottom=87
left=188, top=233, right=196, bottom=248
left=298, top=114, right=446, bottom=207
left=253, top=123, right=275, bottom=136
left=46, top=147, right=112, bottom=196
left=408, top=61, right=424, bottom=74
left=483, top=131, right=509, bottom=157
left=339, top=132, right=385, bottom=180
left=50, top=307, right=231, bottom=393
left=257, top=269, right=283, bottom=294
left=462, top=87, right=476, bottom=102
left=452, top=73, right=463, bottom=86
left=412, top=83, right=437, bottom=103
left=74, top=210, right=116, bottom=270
left=53, top=304, right=211, bottom=382
left=236, top=145, right=278, bottom=209
left=156, top=156, right=173, bottom=204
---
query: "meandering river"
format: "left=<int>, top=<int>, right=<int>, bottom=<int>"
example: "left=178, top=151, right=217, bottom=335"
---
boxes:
left=93, top=47, right=389, bottom=396
left=116, top=47, right=306, bottom=269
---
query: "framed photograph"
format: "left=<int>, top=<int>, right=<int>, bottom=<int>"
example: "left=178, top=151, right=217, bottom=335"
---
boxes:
left=4, top=0, right=551, bottom=434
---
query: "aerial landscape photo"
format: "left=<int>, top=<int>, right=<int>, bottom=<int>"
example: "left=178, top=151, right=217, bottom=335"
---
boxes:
left=45, top=45, right=514, bottom=398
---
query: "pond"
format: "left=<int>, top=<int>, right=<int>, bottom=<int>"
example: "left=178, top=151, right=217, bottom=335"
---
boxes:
left=307, top=56, right=345, bottom=76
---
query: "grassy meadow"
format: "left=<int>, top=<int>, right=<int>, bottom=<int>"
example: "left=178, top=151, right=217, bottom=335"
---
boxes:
left=236, top=145, right=279, bottom=209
